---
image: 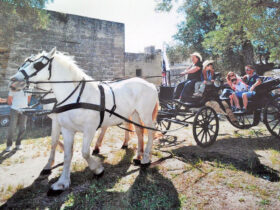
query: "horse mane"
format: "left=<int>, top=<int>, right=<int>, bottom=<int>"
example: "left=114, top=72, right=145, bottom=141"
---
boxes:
left=53, top=52, right=92, bottom=81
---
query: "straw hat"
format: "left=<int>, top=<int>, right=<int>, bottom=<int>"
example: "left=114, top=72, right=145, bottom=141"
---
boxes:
left=203, top=60, right=214, bottom=70
left=190, top=52, right=202, bottom=62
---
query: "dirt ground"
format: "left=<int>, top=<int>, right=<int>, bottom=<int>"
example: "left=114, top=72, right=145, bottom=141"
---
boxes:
left=1, top=117, right=280, bottom=209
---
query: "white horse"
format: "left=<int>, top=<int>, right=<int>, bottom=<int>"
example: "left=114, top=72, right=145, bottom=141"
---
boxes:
left=35, top=75, right=135, bottom=175
left=10, top=48, right=158, bottom=192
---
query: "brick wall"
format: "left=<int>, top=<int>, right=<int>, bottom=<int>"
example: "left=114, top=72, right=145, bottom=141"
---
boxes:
left=0, top=11, right=125, bottom=97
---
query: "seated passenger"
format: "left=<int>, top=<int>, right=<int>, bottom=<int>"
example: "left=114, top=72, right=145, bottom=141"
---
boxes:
left=224, top=72, right=242, bottom=108
left=193, top=60, right=215, bottom=97
left=233, top=65, right=262, bottom=112
left=230, top=77, right=248, bottom=112
left=241, top=65, right=262, bottom=112
left=173, top=52, right=203, bottom=102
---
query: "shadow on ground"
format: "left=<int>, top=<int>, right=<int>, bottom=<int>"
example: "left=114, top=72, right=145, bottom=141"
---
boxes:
left=0, top=122, right=51, bottom=144
left=1, top=149, right=180, bottom=209
left=168, top=135, right=280, bottom=182
left=0, top=149, right=18, bottom=165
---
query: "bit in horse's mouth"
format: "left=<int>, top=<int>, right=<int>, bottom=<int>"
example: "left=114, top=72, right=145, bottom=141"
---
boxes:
left=9, top=81, right=26, bottom=91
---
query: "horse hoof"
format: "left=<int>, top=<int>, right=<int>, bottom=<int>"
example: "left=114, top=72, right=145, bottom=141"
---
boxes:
left=140, top=161, right=151, bottom=168
left=47, top=188, right=64, bottom=197
left=40, top=169, right=52, bottom=176
left=93, top=170, right=104, bottom=179
left=92, top=148, right=100, bottom=155
left=121, top=145, right=128, bottom=149
left=133, top=159, right=141, bottom=166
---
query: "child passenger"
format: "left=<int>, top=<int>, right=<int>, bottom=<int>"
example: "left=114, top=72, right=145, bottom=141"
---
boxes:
left=230, top=77, right=248, bottom=112
left=193, top=60, right=215, bottom=97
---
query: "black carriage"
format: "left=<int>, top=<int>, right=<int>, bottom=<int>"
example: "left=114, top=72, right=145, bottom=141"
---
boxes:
left=156, top=73, right=280, bottom=147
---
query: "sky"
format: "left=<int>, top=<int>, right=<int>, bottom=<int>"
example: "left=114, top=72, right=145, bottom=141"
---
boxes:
left=46, top=0, right=182, bottom=53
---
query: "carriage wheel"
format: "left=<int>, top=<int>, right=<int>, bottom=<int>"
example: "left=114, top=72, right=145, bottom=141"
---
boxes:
left=226, top=111, right=258, bottom=129
left=264, top=101, right=280, bottom=139
left=156, top=120, right=171, bottom=134
left=193, top=106, right=219, bottom=147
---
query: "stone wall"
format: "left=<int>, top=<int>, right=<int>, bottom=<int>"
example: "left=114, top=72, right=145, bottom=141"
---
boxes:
left=125, top=46, right=162, bottom=86
left=0, top=11, right=125, bottom=97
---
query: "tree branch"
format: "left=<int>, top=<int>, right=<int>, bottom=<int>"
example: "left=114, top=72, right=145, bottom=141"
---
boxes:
left=252, top=0, right=280, bottom=9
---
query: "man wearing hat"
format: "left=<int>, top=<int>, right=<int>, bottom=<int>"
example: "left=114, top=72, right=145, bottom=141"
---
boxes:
left=173, top=52, right=203, bottom=102
left=193, top=60, right=215, bottom=97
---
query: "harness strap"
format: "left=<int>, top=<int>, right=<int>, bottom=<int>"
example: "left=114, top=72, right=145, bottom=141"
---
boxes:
left=56, top=81, right=82, bottom=106
left=20, top=70, right=29, bottom=80
left=40, top=98, right=58, bottom=104
left=102, top=82, right=117, bottom=117
left=52, top=102, right=160, bottom=132
left=76, top=80, right=86, bottom=103
left=48, top=58, right=54, bottom=80
left=98, top=85, right=105, bottom=128
left=53, top=103, right=102, bottom=113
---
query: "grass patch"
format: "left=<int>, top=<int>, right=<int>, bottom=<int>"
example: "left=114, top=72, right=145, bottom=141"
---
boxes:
left=260, top=199, right=270, bottom=206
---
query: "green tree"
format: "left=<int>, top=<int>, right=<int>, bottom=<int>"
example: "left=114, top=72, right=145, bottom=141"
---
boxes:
left=0, top=0, right=52, bottom=46
left=156, top=0, right=280, bottom=74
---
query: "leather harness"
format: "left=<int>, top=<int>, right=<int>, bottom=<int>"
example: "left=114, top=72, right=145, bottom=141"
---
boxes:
left=19, top=55, right=160, bottom=131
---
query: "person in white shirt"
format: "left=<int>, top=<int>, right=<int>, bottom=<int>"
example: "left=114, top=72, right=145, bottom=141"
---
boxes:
left=5, top=90, right=31, bottom=152
left=230, top=77, right=248, bottom=113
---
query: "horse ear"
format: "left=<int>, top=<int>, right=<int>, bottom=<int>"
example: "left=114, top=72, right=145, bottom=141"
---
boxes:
left=48, top=47, right=56, bottom=57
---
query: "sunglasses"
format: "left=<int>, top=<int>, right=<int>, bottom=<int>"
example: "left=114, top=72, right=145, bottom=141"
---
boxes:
left=246, top=68, right=253, bottom=71
left=231, top=78, right=237, bottom=82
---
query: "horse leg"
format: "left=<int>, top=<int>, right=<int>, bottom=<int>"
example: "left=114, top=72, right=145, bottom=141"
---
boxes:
left=131, top=113, right=144, bottom=165
left=41, top=118, right=61, bottom=175
left=121, top=122, right=131, bottom=149
left=92, top=126, right=107, bottom=154
left=139, top=102, right=158, bottom=165
left=140, top=119, right=154, bottom=165
left=83, top=128, right=104, bottom=175
left=49, top=128, right=74, bottom=192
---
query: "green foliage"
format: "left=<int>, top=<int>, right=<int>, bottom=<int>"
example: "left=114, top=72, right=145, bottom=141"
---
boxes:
left=0, top=0, right=52, bottom=46
left=166, top=44, right=189, bottom=64
left=156, top=0, right=280, bottom=73
left=155, top=0, right=174, bottom=12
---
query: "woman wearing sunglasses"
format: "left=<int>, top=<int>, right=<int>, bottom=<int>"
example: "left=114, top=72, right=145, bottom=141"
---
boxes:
left=225, top=72, right=242, bottom=109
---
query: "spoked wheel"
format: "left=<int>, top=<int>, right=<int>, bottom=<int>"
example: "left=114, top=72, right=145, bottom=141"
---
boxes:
left=156, top=119, right=171, bottom=135
left=226, top=111, right=259, bottom=129
left=193, top=106, right=219, bottom=147
left=264, top=101, right=280, bottom=139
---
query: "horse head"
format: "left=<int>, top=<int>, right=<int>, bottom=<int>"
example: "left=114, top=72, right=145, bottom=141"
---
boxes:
left=9, top=47, right=56, bottom=91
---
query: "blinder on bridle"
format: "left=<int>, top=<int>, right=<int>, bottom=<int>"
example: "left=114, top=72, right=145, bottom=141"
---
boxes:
left=19, top=55, right=54, bottom=81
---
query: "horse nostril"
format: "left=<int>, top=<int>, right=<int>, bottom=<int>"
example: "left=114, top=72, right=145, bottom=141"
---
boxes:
left=11, top=77, right=17, bottom=82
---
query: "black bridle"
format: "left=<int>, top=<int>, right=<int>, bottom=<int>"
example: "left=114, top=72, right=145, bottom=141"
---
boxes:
left=19, top=56, right=54, bottom=81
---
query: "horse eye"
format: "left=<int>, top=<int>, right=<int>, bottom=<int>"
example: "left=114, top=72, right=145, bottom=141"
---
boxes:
left=33, top=62, right=45, bottom=70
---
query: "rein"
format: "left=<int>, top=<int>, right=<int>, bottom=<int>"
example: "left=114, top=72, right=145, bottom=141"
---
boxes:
left=16, top=55, right=166, bottom=132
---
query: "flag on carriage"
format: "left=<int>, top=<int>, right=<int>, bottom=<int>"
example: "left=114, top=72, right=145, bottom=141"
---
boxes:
left=162, top=43, right=170, bottom=86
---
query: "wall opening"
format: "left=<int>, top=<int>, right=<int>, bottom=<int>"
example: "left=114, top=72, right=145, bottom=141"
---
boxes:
left=136, top=69, right=142, bottom=77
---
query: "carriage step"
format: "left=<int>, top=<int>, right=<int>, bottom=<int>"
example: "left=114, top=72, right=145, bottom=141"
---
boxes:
left=163, top=118, right=189, bottom=126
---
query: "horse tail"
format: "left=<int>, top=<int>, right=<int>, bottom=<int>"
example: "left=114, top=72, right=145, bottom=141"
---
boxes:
left=152, top=101, right=160, bottom=139
left=140, top=120, right=148, bottom=135
left=152, top=101, right=159, bottom=122
left=128, top=117, right=135, bottom=136
left=58, top=140, right=64, bottom=151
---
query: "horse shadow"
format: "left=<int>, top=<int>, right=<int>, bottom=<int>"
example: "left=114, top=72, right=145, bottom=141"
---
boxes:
left=171, top=135, right=280, bottom=182
left=0, top=149, right=17, bottom=165
left=1, top=148, right=180, bottom=209
left=154, top=135, right=184, bottom=150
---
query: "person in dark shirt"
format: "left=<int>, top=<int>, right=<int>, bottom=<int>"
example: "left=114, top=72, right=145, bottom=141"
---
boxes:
left=173, top=52, right=203, bottom=102
left=240, top=65, right=262, bottom=112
